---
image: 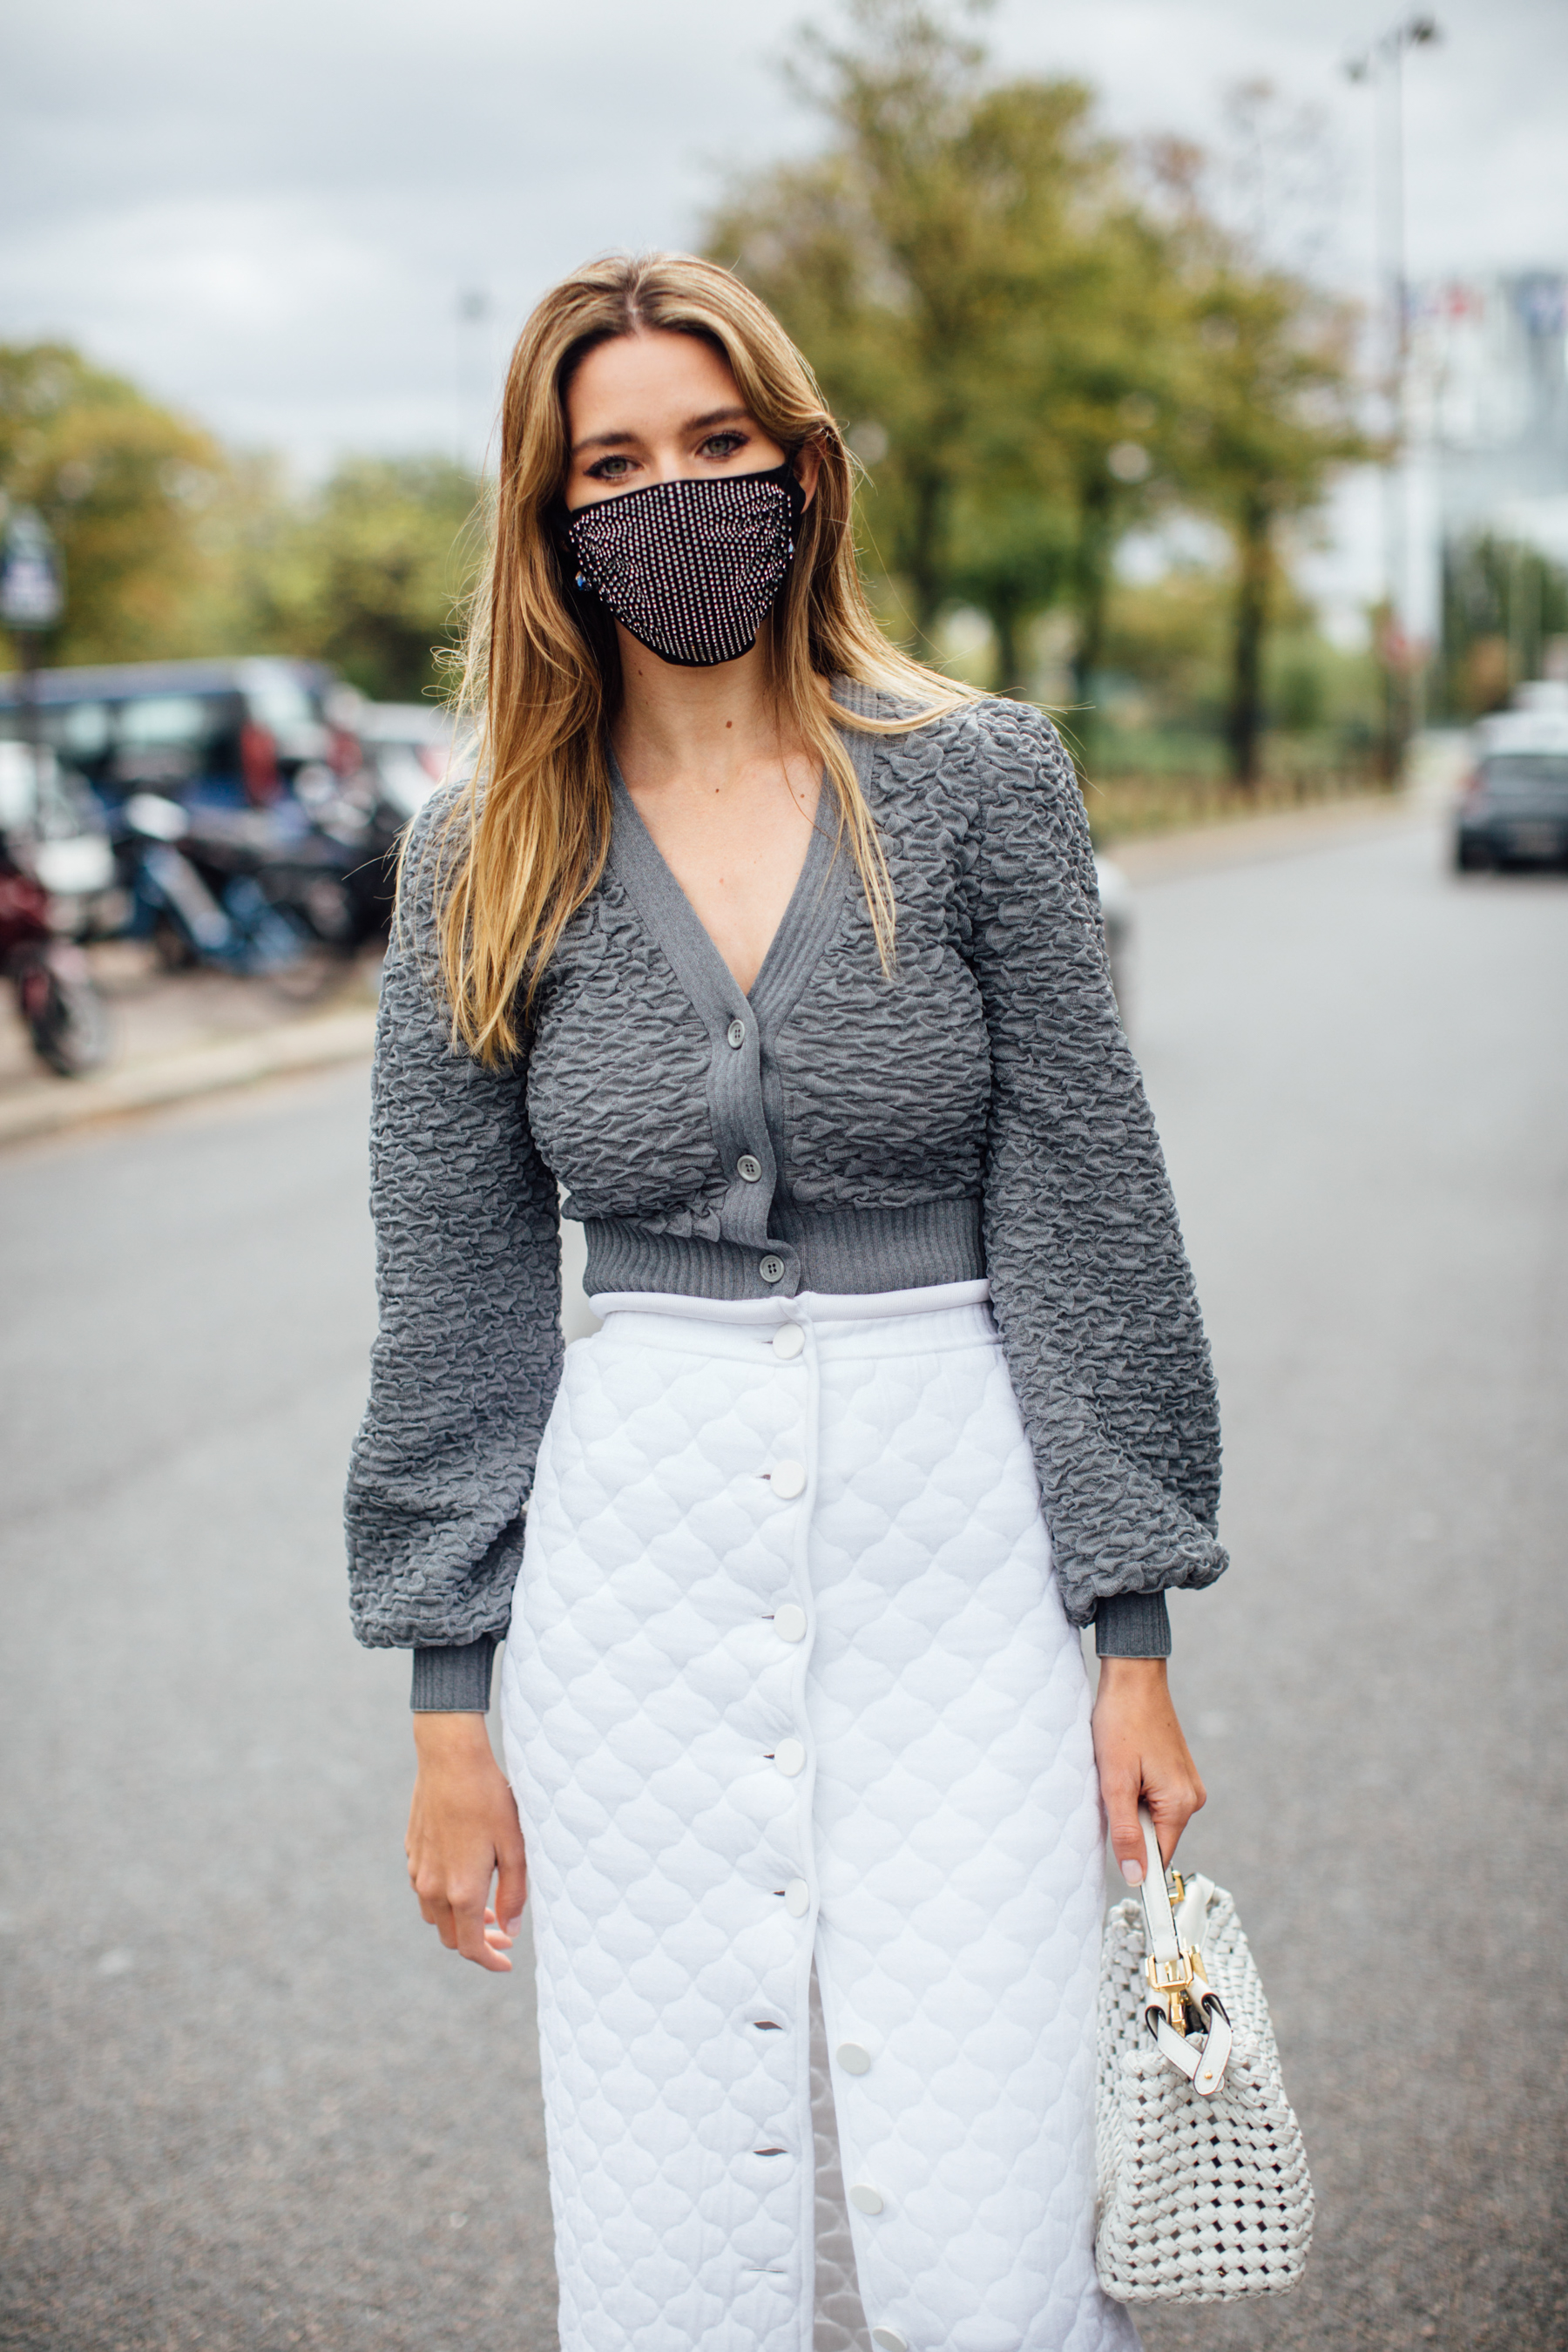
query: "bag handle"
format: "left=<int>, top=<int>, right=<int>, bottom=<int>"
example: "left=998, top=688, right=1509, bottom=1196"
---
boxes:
left=1134, top=1804, right=1233, bottom=2097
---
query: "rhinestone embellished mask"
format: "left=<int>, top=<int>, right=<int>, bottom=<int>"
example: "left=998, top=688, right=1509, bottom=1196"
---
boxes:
left=564, top=463, right=805, bottom=669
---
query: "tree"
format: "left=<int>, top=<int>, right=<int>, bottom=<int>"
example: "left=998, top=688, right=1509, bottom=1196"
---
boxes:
left=1439, top=532, right=1568, bottom=717
left=0, top=343, right=228, bottom=668
left=1146, top=128, right=1369, bottom=786
left=706, top=1, right=1167, bottom=687
left=231, top=455, right=482, bottom=703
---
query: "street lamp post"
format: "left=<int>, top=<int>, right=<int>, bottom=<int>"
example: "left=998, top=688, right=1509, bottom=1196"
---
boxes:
left=0, top=505, right=66, bottom=795
left=1346, top=14, right=1441, bottom=781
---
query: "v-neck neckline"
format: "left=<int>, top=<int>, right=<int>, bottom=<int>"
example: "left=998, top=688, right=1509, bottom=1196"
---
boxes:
left=606, top=753, right=847, bottom=1038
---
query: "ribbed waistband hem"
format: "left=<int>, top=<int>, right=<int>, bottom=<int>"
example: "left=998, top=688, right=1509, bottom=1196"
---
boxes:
left=581, top=1195, right=984, bottom=1303
left=587, top=1279, right=997, bottom=1358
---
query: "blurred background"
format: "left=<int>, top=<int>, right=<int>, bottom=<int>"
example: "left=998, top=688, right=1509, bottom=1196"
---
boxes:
left=1, top=3, right=1565, bottom=2349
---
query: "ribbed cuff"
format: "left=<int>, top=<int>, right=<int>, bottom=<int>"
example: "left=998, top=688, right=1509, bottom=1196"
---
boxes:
left=410, top=1637, right=496, bottom=1712
left=1094, top=1590, right=1172, bottom=1659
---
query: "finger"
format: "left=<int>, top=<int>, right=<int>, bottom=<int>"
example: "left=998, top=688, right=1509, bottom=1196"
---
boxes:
left=452, top=1889, right=511, bottom=1972
left=1102, top=1767, right=1149, bottom=1886
left=1145, top=1781, right=1206, bottom=1867
left=494, top=1839, right=528, bottom=1938
left=421, top=1902, right=462, bottom=1950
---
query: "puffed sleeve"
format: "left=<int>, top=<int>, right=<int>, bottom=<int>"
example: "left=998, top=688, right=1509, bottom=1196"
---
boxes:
left=963, top=698, right=1227, bottom=1630
left=344, top=792, right=564, bottom=1692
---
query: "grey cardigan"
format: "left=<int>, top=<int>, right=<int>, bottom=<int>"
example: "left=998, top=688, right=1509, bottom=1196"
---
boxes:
left=346, top=685, right=1227, bottom=1710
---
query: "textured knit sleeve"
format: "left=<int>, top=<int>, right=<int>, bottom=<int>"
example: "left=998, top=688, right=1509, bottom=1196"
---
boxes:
left=965, top=699, right=1227, bottom=1627
left=344, top=793, right=564, bottom=1663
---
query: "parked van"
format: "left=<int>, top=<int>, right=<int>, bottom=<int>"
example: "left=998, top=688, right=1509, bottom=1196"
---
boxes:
left=0, top=657, right=335, bottom=808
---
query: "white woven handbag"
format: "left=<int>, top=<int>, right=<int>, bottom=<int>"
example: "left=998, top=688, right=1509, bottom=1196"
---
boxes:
left=1095, top=1808, right=1314, bottom=2301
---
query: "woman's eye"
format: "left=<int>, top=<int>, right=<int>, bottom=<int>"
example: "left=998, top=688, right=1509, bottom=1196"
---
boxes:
left=699, top=433, right=747, bottom=459
left=585, top=456, right=633, bottom=481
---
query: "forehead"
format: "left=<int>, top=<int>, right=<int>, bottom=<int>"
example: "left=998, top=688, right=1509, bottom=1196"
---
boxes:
left=566, top=329, right=744, bottom=432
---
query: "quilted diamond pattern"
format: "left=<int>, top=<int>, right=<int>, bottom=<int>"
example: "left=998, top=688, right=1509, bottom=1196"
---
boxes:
left=500, top=1288, right=1139, bottom=2352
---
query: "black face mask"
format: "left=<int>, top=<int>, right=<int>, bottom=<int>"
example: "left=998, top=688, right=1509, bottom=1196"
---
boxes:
left=564, top=463, right=805, bottom=669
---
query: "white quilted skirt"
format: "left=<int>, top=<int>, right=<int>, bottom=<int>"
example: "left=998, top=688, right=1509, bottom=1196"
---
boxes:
left=500, top=1280, right=1138, bottom=2352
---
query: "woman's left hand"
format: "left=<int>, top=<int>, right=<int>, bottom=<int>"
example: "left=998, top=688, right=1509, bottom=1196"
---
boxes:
left=1091, top=1656, right=1206, bottom=1886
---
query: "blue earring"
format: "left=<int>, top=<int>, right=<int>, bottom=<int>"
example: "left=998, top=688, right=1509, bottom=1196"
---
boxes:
left=574, top=571, right=587, bottom=590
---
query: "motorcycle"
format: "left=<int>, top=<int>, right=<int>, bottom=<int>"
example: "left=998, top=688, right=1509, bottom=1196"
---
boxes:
left=0, top=834, right=111, bottom=1078
left=0, top=742, right=112, bottom=1077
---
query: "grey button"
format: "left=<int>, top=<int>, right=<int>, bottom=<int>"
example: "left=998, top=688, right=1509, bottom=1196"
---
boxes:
left=727, top=1018, right=746, bottom=1048
left=835, top=2042, right=871, bottom=2075
left=784, top=1878, right=810, bottom=1916
left=759, top=1254, right=786, bottom=1284
left=774, top=1738, right=806, bottom=1777
left=849, top=2183, right=885, bottom=2215
left=770, top=1459, right=807, bottom=1500
left=773, top=1323, right=805, bottom=1361
left=737, top=1153, right=762, bottom=1183
left=774, top=1603, right=808, bottom=1643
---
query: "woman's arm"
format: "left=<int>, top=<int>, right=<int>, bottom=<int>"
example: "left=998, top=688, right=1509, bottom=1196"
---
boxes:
left=963, top=697, right=1227, bottom=1634
left=1091, top=1659, right=1206, bottom=1880
left=962, top=700, right=1224, bottom=1858
left=345, top=796, right=565, bottom=1964
left=345, top=795, right=564, bottom=1667
left=407, top=1713, right=529, bottom=1972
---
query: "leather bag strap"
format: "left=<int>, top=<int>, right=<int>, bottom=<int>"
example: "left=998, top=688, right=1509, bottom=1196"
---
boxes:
left=1134, top=1805, right=1233, bottom=2097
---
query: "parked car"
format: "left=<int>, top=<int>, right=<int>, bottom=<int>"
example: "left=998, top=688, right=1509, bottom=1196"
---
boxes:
left=337, top=695, right=460, bottom=818
left=1095, top=855, right=1134, bottom=1024
left=1455, top=689, right=1568, bottom=871
left=0, top=657, right=336, bottom=811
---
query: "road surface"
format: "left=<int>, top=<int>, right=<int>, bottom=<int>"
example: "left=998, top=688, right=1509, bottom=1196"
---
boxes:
left=1, top=814, right=1564, bottom=2351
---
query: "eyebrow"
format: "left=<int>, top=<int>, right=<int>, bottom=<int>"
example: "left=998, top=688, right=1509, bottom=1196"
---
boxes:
left=571, top=405, right=752, bottom=457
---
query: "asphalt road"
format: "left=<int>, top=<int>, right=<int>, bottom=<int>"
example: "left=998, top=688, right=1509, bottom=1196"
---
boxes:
left=1, top=814, right=1564, bottom=2352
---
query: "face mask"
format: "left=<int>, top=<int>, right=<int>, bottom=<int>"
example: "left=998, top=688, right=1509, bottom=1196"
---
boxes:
left=564, top=462, right=805, bottom=669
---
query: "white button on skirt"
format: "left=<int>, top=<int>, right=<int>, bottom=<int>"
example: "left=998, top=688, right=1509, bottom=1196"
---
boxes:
left=501, top=1280, right=1136, bottom=2352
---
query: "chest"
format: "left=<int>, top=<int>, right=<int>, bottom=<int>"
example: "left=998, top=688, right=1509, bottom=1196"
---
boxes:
left=523, top=769, right=991, bottom=1222
left=620, top=769, right=821, bottom=1000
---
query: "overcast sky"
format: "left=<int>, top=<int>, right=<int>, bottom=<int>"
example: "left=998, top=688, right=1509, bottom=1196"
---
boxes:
left=3, top=0, right=1565, bottom=619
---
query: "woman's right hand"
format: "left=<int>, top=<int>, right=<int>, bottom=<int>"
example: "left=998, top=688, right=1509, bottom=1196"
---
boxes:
left=407, top=1713, right=528, bottom=1972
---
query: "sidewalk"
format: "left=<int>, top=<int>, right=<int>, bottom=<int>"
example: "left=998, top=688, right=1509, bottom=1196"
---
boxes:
left=1100, top=733, right=1459, bottom=886
left=0, top=940, right=383, bottom=1149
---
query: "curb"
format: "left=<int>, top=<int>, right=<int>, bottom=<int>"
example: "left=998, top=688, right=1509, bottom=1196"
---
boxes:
left=0, top=1006, right=379, bottom=1150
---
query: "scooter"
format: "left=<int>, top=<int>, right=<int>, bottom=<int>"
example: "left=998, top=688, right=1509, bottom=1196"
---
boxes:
left=113, top=794, right=318, bottom=979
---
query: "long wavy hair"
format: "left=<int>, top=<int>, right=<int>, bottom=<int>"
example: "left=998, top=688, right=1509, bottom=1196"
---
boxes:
left=423, top=250, right=969, bottom=1064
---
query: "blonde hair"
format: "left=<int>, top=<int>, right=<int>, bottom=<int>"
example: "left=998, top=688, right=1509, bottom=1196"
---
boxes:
left=425, top=249, right=969, bottom=1064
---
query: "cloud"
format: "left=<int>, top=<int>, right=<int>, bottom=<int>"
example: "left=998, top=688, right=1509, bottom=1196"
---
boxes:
left=1, top=0, right=1563, bottom=482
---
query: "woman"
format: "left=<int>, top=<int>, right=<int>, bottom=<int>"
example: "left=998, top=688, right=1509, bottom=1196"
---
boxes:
left=346, top=251, right=1222, bottom=2352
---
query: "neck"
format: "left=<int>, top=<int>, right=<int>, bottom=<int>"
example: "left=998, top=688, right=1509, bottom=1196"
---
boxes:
left=612, top=627, right=815, bottom=787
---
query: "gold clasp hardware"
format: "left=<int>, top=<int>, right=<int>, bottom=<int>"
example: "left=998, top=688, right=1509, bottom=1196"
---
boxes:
left=1146, top=1941, right=1208, bottom=2034
left=1167, top=1870, right=1186, bottom=1903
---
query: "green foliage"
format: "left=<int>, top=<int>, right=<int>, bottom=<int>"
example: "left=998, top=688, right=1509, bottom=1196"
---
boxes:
left=3, top=5, right=1374, bottom=770
left=707, top=1, right=1369, bottom=781
left=0, top=342, right=229, bottom=667
left=221, top=455, right=483, bottom=703
left=0, top=346, right=481, bottom=702
left=1096, top=567, right=1376, bottom=774
left=1438, top=533, right=1568, bottom=717
left=706, top=2, right=1173, bottom=686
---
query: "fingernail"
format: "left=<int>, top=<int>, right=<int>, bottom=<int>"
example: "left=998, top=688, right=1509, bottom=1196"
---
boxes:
left=1120, top=1859, right=1145, bottom=1886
